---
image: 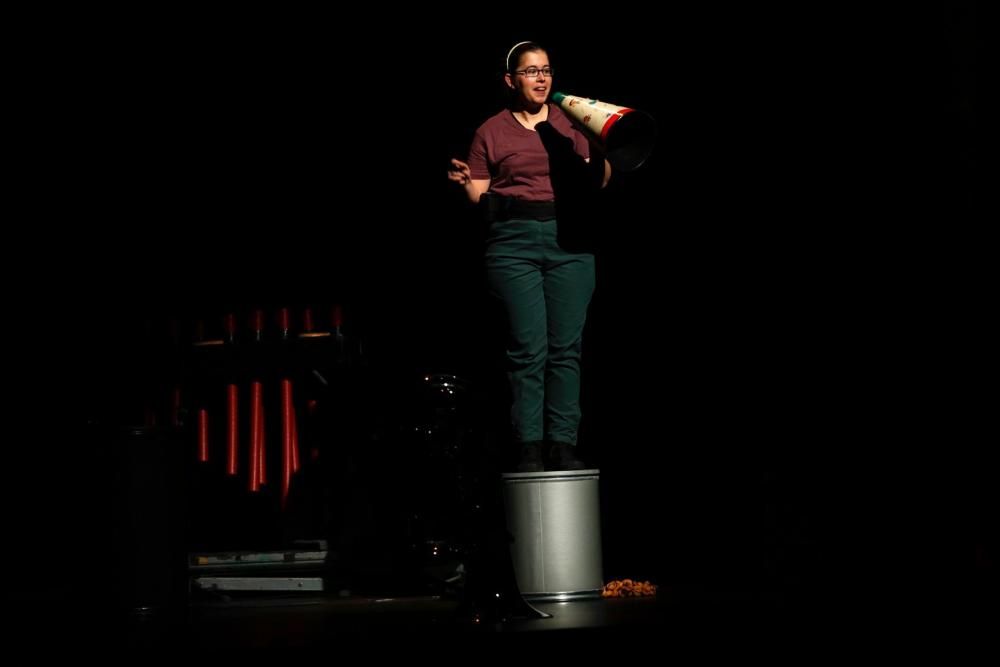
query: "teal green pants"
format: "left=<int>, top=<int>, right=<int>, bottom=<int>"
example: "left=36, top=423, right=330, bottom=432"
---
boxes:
left=485, top=218, right=596, bottom=445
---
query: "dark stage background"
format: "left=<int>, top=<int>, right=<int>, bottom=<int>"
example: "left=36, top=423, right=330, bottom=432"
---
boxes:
left=7, top=7, right=980, bottom=614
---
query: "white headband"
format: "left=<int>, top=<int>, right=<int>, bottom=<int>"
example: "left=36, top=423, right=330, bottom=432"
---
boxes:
left=506, top=41, right=534, bottom=71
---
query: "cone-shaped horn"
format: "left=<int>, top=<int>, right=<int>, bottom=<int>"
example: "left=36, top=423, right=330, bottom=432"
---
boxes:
left=552, top=92, right=656, bottom=172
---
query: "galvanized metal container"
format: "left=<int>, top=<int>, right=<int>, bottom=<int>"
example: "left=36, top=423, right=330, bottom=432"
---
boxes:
left=501, top=469, right=603, bottom=600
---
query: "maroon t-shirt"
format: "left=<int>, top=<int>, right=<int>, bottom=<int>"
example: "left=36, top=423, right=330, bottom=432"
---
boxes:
left=466, top=104, right=590, bottom=202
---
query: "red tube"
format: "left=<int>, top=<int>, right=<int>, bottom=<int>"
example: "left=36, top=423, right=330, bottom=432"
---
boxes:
left=226, top=384, right=238, bottom=476
left=291, top=401, right=300, bottom=473
left=281, top=379, right=293, bottom=508
left=197, top=408, right=209, bottom=463
left=249, top=382, right=261, bottom=491
left=256, top=381, right=266, bottom=486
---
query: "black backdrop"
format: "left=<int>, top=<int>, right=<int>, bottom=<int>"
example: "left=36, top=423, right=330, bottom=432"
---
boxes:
left=8, top=6, right=979, bottom=609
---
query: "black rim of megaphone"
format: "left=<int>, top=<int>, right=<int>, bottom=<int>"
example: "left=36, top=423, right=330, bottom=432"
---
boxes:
left=604, top=109, right=657, bottom=172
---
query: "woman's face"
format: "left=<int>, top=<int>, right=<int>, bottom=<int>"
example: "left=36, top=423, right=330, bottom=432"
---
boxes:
left=507, top=49, right=551, bottom=107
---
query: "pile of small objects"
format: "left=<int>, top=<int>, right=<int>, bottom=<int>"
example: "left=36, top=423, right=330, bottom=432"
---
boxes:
left=602, top=579, right=658, bottom=597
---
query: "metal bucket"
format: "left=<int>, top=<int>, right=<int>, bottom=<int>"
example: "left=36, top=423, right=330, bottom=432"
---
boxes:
left=501, top=469, right=603, bottom=600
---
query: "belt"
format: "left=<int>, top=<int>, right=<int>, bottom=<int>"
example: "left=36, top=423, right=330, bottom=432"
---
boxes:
left=507, top=199, right=556, bottom=220
left=480, top=194, right=556, bottom=222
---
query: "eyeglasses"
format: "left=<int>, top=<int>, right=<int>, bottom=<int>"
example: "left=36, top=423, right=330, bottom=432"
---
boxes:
left=515, top=66, right=553, bottom=78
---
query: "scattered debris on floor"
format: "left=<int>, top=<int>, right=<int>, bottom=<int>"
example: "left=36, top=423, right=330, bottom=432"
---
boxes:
left=602, top=579, right=658, bottom=597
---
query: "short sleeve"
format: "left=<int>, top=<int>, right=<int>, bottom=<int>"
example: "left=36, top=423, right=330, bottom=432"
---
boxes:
left=467, top=129, right=492, bottom=180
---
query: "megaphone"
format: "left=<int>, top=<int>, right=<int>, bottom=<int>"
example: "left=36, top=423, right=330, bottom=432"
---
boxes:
left=551, top=92, right=656, bottom=172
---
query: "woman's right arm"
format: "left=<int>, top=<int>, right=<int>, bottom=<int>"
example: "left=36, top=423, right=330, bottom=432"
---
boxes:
left=448, top=158, right=491, bottom=204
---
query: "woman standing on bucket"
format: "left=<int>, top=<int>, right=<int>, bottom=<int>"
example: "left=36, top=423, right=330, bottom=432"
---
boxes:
left=448, top=41, right=611, bottom=472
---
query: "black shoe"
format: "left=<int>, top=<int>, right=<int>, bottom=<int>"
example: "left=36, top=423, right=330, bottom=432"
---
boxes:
left=515, top=441, right=544, bottom=472
left=546, top=442, right=587, bottom=471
